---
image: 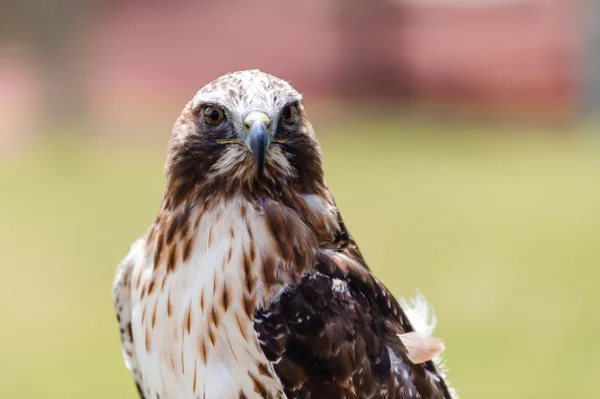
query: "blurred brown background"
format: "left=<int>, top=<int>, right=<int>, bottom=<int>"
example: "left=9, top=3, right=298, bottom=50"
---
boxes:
left=1, top=1, right=599, bottom=398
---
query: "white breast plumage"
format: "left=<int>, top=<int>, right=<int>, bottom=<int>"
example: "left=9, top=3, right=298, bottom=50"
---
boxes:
left=129, top=197, right=285, bottom=399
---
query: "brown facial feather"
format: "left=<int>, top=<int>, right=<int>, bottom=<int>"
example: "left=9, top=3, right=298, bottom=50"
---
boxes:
left=163, top=99, right=324, bottom=209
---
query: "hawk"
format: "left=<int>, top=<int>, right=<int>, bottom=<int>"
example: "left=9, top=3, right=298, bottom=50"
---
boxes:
left=113, top=70, right=456, bottom=399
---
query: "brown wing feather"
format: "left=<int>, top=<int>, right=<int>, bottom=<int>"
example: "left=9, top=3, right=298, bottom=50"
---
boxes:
left=254, top=239, right=453, bottom=399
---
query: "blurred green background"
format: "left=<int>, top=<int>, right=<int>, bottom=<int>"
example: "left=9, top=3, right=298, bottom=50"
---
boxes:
left=2, top=120, right=599, bottom=398
left=1, top=1, right=599, bottom=398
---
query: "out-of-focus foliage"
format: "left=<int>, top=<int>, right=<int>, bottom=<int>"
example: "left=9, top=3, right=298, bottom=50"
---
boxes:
left=1, top=120, right=599, bottom=399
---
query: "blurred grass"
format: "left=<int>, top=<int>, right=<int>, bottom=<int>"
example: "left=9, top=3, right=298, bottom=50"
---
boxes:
left=1, top=119, right=599, bottom=398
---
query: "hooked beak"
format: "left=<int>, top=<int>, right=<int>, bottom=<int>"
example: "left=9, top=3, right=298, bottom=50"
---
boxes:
left=243, top=111, right=272, bottom=177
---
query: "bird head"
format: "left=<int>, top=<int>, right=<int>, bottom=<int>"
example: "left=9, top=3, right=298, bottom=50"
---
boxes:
left=164, top=70, right=325, bottom=206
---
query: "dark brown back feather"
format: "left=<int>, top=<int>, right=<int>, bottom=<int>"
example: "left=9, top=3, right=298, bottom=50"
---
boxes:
left=254, top=266, right=452, bottom=399
left=253, top=200, right=453, bottom=399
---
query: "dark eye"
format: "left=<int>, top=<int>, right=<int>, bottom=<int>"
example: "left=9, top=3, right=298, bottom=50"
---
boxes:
left=281, top=105, right=298, bottom=124
left=203, top=106, right=225, bottom=125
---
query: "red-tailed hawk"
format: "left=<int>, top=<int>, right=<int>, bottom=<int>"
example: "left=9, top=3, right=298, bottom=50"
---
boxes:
left=113, top=70, right=456, bottom=399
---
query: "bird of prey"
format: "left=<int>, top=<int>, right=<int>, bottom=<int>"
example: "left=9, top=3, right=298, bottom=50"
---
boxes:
left=113, top=70, right=456, bottom=399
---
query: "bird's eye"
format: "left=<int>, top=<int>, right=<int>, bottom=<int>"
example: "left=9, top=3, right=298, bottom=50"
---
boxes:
left=203, top=106, right=226, bottom=125
left=281, top=105, right=298, bottom=124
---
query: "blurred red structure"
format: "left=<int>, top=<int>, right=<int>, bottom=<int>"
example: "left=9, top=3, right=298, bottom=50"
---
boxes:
left=0, top=0, right=587, bottom=142
left=82, top=0, right=583, bottom=120
left=392, top=0, right=583, bottom=115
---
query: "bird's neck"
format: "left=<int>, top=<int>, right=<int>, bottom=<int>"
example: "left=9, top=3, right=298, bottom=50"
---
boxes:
left=147, top=189, right=338, bottom=306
